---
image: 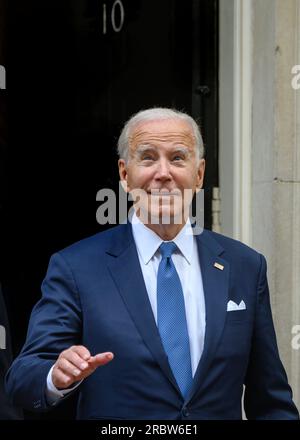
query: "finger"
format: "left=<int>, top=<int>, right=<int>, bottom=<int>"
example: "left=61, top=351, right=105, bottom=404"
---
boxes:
left=72, top=353, right=114, bottom=380
left=57, top=358, right=83, bottom=379
left=88, top=352, right=114, bottom=369
left=61, top=350, right=89, bottom=372
left=52, top=367, right=74, bottom=389
left=70, top=345, right=91, bottom=361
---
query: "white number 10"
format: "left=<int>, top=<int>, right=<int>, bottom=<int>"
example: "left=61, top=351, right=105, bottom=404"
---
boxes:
left=103, top=0, right=125, bottom=34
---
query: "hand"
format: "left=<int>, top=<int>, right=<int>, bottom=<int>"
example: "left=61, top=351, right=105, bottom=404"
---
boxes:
left=52, top=345, right=114, bottom=390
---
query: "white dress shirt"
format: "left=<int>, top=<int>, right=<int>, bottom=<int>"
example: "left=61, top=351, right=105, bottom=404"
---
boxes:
left=46, top=214, right=206, bottom=402
left=131, top=212, right=206, bottom=376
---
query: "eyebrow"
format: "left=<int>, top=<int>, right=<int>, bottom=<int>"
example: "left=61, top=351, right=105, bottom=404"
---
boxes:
left=135, top=144, right=156, bottom=153
left=135, top=145, right=190, bottom=156
left=171, top=146, right=190, bottom=155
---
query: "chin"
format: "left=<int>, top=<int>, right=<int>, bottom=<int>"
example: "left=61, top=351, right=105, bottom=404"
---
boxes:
left=149, top=209, right=185, bottom=226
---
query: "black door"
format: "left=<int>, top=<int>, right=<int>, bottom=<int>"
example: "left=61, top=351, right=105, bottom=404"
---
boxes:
left=1, top=0, right=218, bottom=418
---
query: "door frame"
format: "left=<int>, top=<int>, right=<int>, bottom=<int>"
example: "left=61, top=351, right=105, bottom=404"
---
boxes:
left=219, top=0, right=253, bottom=245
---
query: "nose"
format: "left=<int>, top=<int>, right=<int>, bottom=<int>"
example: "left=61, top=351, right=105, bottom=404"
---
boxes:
left=154, top=158, right=172, bottom=181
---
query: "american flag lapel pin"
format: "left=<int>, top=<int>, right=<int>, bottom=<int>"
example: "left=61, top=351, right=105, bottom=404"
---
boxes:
left=214, top=262, right=224, bottom=271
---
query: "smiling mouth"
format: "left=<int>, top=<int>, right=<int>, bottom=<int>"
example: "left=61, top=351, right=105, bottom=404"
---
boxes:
left=147, top=190, right=181, bottom=196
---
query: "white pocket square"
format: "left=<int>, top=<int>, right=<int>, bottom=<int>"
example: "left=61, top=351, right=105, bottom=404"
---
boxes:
left=227, top=300, right=246, bottom=311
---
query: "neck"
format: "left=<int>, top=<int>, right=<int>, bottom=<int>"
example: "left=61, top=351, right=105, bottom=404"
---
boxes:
left=136, top=213, right=186, bottom=240
left=145, top=223, right=185, bottom=240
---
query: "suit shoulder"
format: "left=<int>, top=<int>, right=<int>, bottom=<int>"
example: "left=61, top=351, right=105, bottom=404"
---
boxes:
left=203, top=229, right=264, bottom=265
left=56, top=224, right=127, bottom=260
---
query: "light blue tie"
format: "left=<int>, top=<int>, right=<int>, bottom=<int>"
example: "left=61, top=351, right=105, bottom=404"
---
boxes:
left=157, top=241, right=193, bottom=399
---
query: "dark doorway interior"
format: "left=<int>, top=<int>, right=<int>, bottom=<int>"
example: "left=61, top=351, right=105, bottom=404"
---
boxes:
left=1, top=0, right=218, bottom=418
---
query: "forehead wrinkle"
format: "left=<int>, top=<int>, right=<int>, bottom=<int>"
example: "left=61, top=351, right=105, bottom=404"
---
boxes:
left=129, top=130, right=195, bottom=149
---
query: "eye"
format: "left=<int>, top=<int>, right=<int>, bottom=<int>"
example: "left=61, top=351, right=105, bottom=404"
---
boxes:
left=172, top=155, right=185, bottom=161
left=141, top=155, right=155, bottom=161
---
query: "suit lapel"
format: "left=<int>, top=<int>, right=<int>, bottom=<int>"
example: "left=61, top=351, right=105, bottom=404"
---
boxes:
left=186, top=230, right=230, bottom=403
left=105, top=224, right=182, bottom=396
left=105, top=225, right=230, bottom=402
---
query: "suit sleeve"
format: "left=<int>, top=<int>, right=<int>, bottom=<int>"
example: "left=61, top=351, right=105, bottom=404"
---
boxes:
left=0, top=284, right=23, bottom=419
left=244, top=254, right=299, bottom=419
left=5, top=252, right=82, bottom=412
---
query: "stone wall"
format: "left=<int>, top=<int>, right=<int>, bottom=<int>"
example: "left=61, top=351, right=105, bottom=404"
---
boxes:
left=252, top=0, right=300, bottom=407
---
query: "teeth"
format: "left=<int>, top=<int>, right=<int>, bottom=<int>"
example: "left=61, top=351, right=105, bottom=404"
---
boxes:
left=150, top=193, right=172, bottom=196
left=148, top=191, right=178, bottom=195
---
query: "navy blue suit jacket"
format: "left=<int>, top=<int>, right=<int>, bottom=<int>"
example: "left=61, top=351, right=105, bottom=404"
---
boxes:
left=0, top=285, right=23, bottom=419
left=5, top=224, right=299, bottom=419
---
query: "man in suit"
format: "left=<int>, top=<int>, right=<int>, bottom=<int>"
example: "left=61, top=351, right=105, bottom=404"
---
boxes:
left=5, top=108, right=299, bottom=419
left=0, top=284, right=23, bottom=419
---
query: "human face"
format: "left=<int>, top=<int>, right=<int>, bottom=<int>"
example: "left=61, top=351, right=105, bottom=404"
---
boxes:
left=118, top=118, right=205, bottom=226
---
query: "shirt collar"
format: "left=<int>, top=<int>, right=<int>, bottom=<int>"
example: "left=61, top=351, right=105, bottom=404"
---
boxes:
left=131, top=212, right=193, bottom=265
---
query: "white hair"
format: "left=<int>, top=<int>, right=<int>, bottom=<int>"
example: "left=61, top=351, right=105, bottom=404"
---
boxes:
left=117, top=107, right=204, bottom=163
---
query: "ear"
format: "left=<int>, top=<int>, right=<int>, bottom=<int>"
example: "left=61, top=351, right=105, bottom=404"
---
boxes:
left=196, top=159, right=205, bottom=191
left=118, top=159, right=130, bottom=192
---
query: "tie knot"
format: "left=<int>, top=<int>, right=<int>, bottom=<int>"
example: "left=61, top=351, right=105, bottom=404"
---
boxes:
left=159, top=241, right=177, bottom=259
